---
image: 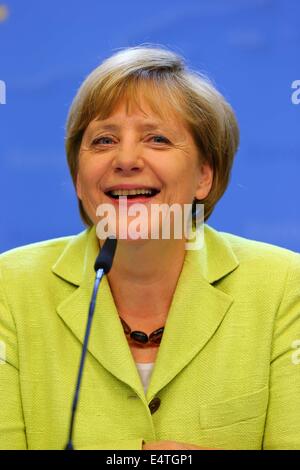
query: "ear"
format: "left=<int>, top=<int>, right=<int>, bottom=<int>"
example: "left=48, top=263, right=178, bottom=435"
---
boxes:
left=195, top=162, right=213, bottom=200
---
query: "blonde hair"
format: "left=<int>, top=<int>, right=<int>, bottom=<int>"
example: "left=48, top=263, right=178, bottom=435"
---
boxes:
left=65, top=46, right=239, bottom=225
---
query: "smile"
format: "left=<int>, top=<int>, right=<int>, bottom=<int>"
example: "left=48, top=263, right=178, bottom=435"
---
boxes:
left=105, top=188, right=160, bottom=199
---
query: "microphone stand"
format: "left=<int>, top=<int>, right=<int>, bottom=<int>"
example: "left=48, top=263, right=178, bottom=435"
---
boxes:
left=65, top=237, right=117, bottom=450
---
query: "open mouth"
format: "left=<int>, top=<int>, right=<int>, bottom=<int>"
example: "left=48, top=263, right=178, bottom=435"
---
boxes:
left=105, top=188, right=160, bottom=200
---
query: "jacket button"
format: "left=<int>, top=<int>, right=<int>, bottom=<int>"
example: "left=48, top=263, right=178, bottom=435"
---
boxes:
left=149, top=397, right=161, bottom=414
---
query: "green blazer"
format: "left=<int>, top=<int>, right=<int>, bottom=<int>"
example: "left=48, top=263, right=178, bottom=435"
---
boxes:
left=0, top=225, right=300, bottom=450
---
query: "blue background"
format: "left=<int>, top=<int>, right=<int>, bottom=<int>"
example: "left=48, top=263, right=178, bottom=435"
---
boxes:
left=0, top=0, right=299, bottom=253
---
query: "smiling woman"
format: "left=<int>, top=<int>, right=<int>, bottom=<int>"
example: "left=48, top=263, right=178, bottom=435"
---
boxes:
left=0, top=45, right=300, bottom=450
left=75, top=94, right=212, bottom=242
left=66, top=47, right=238, bottom=226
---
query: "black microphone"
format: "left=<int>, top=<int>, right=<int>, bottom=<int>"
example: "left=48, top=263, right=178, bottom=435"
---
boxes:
left=65, top=236, right=117, bottom=450
left=94, top=237, right=118, bottom=273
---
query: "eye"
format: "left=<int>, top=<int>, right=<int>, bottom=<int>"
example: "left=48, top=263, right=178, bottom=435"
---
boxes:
left=149, top=135, right=171, bottom=145
left=91, top=136, right=115, bottom=146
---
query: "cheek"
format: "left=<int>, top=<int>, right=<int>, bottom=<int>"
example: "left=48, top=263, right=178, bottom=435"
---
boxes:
left=77, top=157, right=105, bottom=191
left=158, top=158, right=198, bottom=189
left=152, top=155, right=188, bottom=182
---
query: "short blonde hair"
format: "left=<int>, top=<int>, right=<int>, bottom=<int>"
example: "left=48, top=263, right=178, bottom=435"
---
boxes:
left=65, top=46, right=239, bottom=225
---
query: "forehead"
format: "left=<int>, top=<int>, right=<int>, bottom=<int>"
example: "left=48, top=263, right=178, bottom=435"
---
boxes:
left=88, top=91, right=190, bottom=137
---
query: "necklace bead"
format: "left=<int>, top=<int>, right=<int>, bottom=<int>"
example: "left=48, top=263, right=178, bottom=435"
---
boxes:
left=149, top=327, right=164, bottom=344
left=120, top=316, right=165, bottom=346
left=130, top=331, right=149, bottom=344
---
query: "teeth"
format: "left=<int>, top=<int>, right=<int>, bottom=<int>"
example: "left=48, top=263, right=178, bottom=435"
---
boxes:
left=110, top=189, right=154, bottom=196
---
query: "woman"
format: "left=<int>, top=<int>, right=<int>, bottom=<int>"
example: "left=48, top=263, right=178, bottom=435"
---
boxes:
left=0, top=46, right=299, bottom=450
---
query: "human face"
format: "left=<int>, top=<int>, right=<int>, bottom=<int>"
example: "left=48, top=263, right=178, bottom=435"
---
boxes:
left=76, top=96, right=213, bottom=240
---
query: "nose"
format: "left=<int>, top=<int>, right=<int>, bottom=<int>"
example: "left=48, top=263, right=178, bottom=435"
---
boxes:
left=112, top=141, right=144, bottom=174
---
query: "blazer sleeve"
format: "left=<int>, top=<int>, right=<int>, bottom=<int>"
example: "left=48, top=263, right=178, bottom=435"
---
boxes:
left=0, top=269, right=27, bottom=449
left=263, top=252, right=300, bottom=450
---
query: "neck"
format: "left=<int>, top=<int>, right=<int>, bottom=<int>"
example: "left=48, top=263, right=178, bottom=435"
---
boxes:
left=106, top=238, right=186, bottom=322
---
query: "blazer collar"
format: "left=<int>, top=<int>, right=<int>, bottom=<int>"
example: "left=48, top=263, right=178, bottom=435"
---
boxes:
left=52, top=225, right=239, bottom=401
left=52, top=224, right=239, bottom=286
left=52, top=228, right=97, bottom=286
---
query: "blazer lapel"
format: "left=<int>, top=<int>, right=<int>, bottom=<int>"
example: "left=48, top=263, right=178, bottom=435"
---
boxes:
left=147, top=239, right=237, bottom=399
left=52, top=225, right=239, bottom=400
left=147, top=225, right=239, bottom=399
left=53, top=228, right=146, bottom=399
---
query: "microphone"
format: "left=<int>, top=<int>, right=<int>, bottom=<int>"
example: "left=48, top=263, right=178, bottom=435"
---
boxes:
left=65, top=236, right=117, bottom=450
left=94, top=237, right=118, bottom=273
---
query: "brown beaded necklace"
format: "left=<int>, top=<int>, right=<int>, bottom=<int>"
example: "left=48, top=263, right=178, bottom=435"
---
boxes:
left=120, top=316, right=165, bottom=346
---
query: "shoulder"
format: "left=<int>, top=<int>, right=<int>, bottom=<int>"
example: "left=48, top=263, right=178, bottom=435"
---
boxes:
left=210, top=225, right=300, bottom=267
left=0, top=235, right=71, bottom=269
left=0, top=230, right=88, bottom=282
left=204, top=225, right=300, bottom=291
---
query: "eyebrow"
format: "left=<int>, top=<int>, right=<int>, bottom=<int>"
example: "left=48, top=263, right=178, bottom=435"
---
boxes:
left=93, top=121, right=162, bottom=130
left=93, top=123, right=120, bottom=131
left=91, top=120, right=181, bottom=138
